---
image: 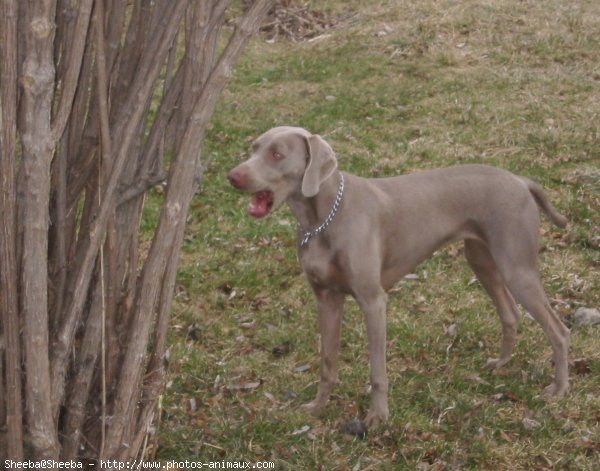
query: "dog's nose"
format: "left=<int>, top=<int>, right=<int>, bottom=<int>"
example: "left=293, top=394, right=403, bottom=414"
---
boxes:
left=227, top=169, right=245, bottom=189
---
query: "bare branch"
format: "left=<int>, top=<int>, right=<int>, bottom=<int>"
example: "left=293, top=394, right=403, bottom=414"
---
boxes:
left=50, top=0, right=93, bottom=143
left=95, top=0, right=112, bottom=167
left=103, top=0, right=274, bottom=457
left=118, top=173, right=167, bottom=206
left=132, top=62, right=185, bottom=196
left=60, top=270, right=103, bottom=460
left=93, top=0, right=112, bottom=457
left=50, top=0, right=188, bottom=420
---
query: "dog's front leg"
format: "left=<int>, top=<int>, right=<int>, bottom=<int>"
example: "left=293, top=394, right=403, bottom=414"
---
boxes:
left=302, top=288, right=345, bottom=416
left=356, top=287, right=390, bottom=428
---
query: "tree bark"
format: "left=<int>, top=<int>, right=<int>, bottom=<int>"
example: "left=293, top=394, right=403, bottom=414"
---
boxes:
left=19, top=0, right=60, bottom=460
left=0, top=0, right=24, bottom=460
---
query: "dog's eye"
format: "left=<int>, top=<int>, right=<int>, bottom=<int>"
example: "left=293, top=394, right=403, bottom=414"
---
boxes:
left=272, top=151, right=284, bottom=161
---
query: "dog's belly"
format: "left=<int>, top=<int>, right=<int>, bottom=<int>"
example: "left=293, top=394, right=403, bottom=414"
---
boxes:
left=379, top=220, right=484, bottom=290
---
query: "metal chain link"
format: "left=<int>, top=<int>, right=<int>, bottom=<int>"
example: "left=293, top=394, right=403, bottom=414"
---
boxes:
left=299, top=173, right=345, bottom=247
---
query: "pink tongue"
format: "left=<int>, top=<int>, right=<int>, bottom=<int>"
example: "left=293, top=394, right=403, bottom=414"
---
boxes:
left=249, top=191, right=271, bottom=218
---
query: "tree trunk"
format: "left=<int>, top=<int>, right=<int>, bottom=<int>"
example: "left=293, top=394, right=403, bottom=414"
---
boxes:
left=0, top=0, right=273, bottom=464
left=19, top=0, right=60, bottom=459
left=0, top=0, right=24, bottom=460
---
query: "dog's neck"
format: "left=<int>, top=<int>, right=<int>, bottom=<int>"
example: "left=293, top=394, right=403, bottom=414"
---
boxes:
left=286, top=170, right=343, bottom=242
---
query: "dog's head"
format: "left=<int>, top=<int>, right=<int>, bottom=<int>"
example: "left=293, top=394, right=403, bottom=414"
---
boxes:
left=227, top=126, right=338, bottom=218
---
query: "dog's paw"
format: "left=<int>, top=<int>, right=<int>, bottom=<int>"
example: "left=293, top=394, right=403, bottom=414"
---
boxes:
left=486, top=356, right=510, bottom=370
left=541, top=381, right=569, bottom=399
left=300, top=400, right=326, bottom=416
left=364, top=407, right=389, bottom=429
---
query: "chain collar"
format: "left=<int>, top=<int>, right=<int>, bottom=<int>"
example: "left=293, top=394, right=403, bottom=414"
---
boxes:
left=299, top=173, right=345, bottom=247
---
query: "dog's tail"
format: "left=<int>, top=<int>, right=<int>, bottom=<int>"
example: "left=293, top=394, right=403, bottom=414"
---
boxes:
left=520, top=177, right=568, bottom=228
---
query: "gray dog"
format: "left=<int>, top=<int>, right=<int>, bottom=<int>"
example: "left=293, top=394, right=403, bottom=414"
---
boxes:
left=227, top=126, right=570, bottom=428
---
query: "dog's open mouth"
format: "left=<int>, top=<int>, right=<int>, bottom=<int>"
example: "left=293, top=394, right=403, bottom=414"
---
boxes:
left=248, top=190, right=274, bottom=218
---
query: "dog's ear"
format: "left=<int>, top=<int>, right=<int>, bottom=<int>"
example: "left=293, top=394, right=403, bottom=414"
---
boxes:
left=302, top=134, right=338, bottom=197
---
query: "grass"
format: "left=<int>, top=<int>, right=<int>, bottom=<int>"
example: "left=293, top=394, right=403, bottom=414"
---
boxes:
left=154, top=1, right=599, bottom=469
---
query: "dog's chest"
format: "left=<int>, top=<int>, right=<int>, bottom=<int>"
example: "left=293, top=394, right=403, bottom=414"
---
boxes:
left=299, top=245, right=349, bottom=291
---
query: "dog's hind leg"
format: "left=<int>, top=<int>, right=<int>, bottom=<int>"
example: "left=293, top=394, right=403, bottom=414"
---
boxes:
left=503, top=272, right=570, bottom=397
left=465, top=240, right=521, bottom=370
left=487, top=235, right=570, bottom=398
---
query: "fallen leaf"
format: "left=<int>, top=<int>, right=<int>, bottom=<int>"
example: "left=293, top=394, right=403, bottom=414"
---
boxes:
left=186, top=324, right=202, bottom=342
left=572, top=358, right=592, bottom=375
left=250, top=294, right=272, bottom=309
left=281, top=390, right=297, bottom=401
left=340, top=420, right=368, bottom=439
left=206, top=392, right=223, bottom=407
left=521, top=370, right=528, bottom=384
left=239, top=320, right=256, bottom=329
left=272, top=340, right=293, bottom=358
left=466, top=373, right=490, bottom=386
left=444, top=323, right=458, bottom=337
left=219, top=283, right=233, bottom=294
left=572, top=307, right=600, bottom=326
left=294, top=363, right=311, bottom=373
left=504, top=390, right=519, bottom=402
left=264, top=392, right=278, bottom=404
left=291, top=425, right=311, bottom=436
left=227, top=381, right=262, bottom=391
left=578, top=438, right=600, bottom=455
